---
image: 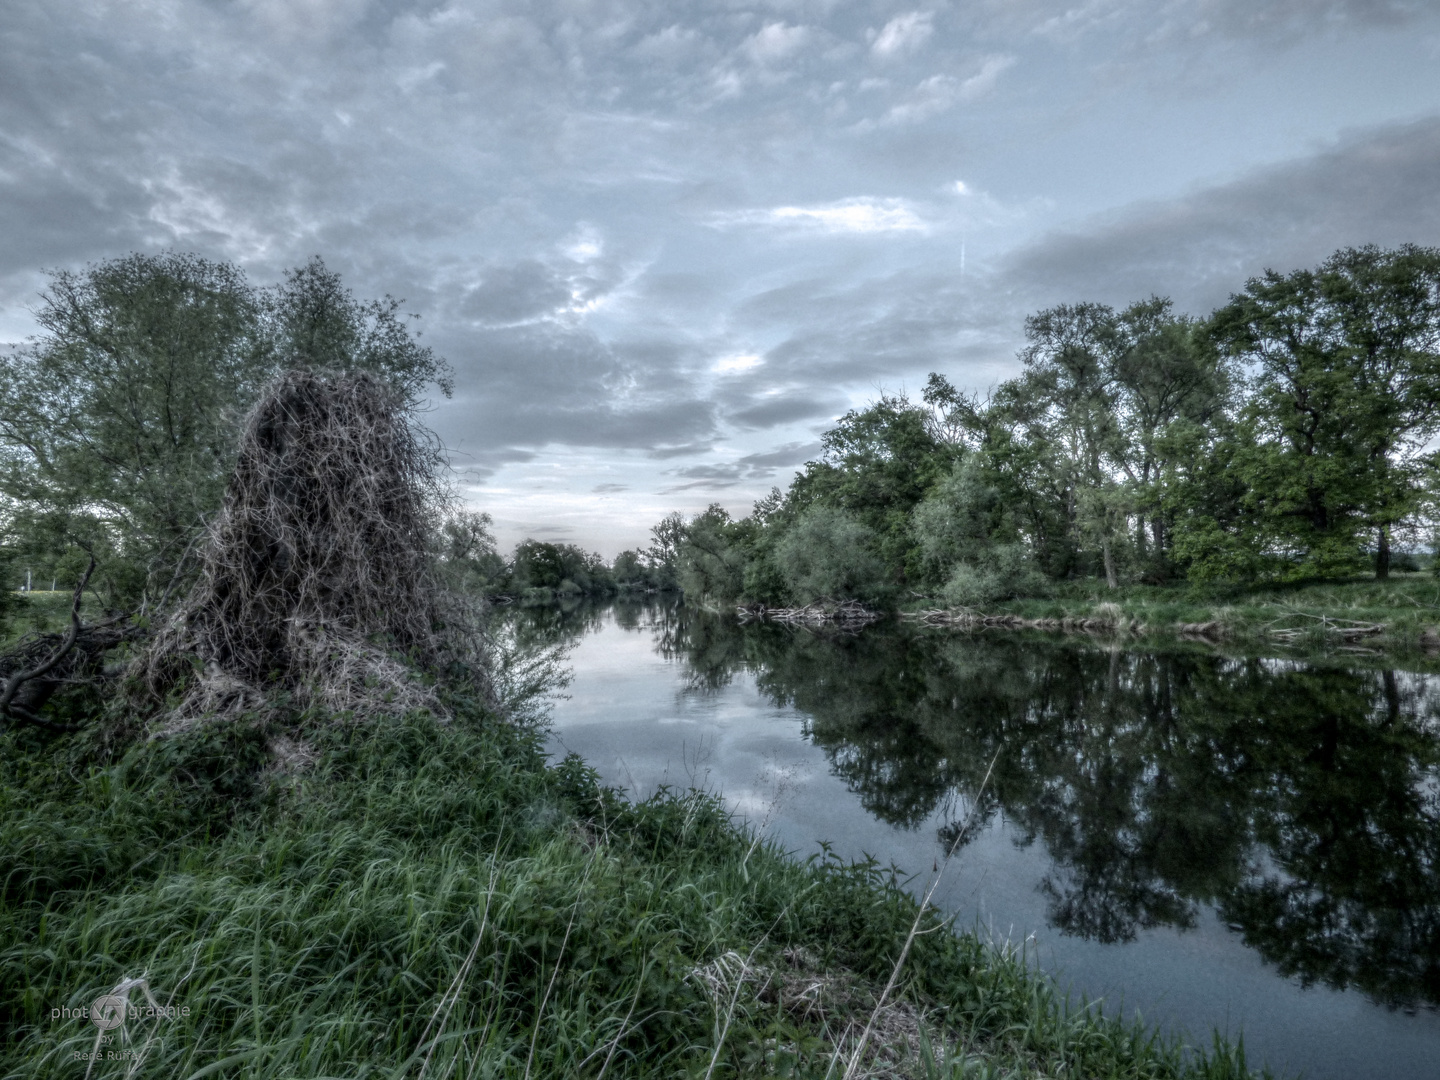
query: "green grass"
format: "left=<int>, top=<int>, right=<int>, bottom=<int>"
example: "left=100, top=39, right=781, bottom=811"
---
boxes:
left=1, top=697, right=1269, bottom=1078
left=2, top=589, right=110, bottom=649
left=906, top=574, right=1440, bottom=654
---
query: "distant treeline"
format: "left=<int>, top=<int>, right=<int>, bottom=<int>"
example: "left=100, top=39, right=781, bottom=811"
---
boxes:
left=434, top=515, right=667, bottom=602
left=639, top=245, right=1440, bottom=610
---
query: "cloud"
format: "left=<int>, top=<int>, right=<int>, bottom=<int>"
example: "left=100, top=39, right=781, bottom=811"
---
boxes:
left=668, top=463, right=746, bottom=481
left=434, top=318, right=721, bottom=454
left=448, top=446, right=540, bottom=483
left=1015, top=0, right=1436, bottom=48
left=1001, top=115, right=1440, bottom=312
left=632, top=24, right=703, bottom=63
left=871, top=12, right=934, bottom=59
left=742, top=22, right=810, bottom=65
left=460, top=260, right=575, bottom=326
left=872, top=56, right=1014, bottom=126
left=958, top=55, right=1016, bottom=101
left=711, top=197, right=928, bottom=234
left=714, top=353, right=763, bottom=373
left=661, top=438, right=823, bottom=491
left=1, top=0, right=1435, bottom=554
left=737, top=441, right=824, bottom=468
left=647, top=442, right=716, bottom=460
left=728, top=391, right=844, bottom=430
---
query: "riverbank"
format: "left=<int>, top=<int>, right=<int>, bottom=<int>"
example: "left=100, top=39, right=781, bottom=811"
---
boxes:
left=904, top=574, right=1440, bottom=656
left=0, top=697, right=1264, bottom=1078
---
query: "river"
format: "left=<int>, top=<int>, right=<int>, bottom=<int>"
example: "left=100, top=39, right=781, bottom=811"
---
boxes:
left=519, top=598, right=1440, bottom=1079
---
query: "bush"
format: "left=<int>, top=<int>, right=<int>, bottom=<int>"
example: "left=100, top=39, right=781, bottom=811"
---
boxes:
left=774, top=506, right=889, bottom=605
left=915, top=459, right=1047, bottom=604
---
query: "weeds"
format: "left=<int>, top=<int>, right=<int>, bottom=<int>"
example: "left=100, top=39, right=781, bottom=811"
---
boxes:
left=907, top=574, right=1440, bottom=659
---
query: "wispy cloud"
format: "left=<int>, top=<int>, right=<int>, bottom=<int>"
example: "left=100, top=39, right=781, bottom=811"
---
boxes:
left=742, top=22, right=810, bottom=65
left=871, top=12, right=934, bottom=58
left=714, top=353, right=764, bottom=373
left=710, top=197, right=928, bottom=234
left=868, top=55, right=1015, bottom=126
left=958, top=55, right=1016, bottom=100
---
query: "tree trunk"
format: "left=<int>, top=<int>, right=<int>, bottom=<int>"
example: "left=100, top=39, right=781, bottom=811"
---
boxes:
left=1376, top=524, right=1390, bottom=580
left=1135, top=512, right=1148, bottom=562
left=1101, top=532, right=1118, bottom=589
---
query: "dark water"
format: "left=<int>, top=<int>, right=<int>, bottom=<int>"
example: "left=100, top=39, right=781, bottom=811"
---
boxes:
left=525, top=599, right=1440, bottom=1079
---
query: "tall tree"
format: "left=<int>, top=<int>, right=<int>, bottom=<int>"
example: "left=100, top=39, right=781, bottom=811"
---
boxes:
left=1209, top=245, right=1440, bottom=578
left=265, top=257, right=453, bottom=406
left=788, top=393, right=955, bottom=582
left=0, top=253, right=453, bottom=607
left=1014, top=302, right=1128, bottom=587
left=1108, top=299, right=1228, bottom=575
left=0, top=253, right=270, bottom=605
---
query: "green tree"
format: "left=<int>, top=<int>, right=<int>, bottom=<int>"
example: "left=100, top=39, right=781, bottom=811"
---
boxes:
left=0, top=253, right=453, bottom=608
left=773, top=505, right=888, bottom=605
left=911, top=456, right=1046, bottom=605
left=0, top=253, right=270, bottom=606
left=645, top=511, right=687, bottom=591
left=265, top=257, right=453, bottom=407
left=611, top=549, right=647, bottom=588
left=788, top=393, right=954, bottom=583
left=1014, top=302, right=1131, bottom=588
left=438, top=510, right=505, bottom=594
left=511, top=540, right=610, bottom=595
left=675, top=504, right=752, bottom=604
left=949, top=299, right=1227, bottom=587
left=1207, top=245, right=1440, bottom=579
left=1108, top=300, right=1229, bottom=577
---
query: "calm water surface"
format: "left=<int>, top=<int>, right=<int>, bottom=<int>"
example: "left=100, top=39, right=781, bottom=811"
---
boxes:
left=524, top=599, right=1440, bottom=1080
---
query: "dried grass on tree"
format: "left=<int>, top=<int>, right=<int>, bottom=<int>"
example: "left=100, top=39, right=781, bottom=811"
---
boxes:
left=141, top=369, right=484, bottom=729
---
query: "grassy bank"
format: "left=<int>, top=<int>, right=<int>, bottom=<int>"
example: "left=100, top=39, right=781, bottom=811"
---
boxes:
left=1, top=701, right=1265, bottom=1078
left=905, top=574, right=1440, bottom=655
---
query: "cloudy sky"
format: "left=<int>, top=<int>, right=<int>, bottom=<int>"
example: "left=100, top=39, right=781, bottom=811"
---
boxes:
left=4, top=1, right=1440, bottom=555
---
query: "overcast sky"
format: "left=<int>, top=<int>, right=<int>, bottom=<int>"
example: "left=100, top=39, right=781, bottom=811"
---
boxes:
left=4, top=1, right=1440, bottom=555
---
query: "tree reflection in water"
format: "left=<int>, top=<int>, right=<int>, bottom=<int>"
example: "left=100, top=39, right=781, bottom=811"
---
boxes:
left=644, top=603, right=1440, bottom=1010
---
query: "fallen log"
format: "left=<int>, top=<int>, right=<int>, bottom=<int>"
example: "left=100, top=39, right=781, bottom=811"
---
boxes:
left=737, top=599, right=882, bottom=625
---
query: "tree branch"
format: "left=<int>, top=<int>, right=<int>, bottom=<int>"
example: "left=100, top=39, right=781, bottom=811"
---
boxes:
left=0, top=554, right=95, bottom=732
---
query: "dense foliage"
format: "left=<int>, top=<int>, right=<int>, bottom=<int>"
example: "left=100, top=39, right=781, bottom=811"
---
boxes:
left=0, top=253, right=450, bottom=610
left=652, top=245, right=1440, bottom=609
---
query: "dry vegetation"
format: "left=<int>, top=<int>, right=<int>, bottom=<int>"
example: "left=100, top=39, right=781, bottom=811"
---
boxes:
left=138, top=370, right=487, bottom=731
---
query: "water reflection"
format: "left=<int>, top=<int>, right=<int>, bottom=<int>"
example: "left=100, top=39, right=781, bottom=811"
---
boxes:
left=626, top=602, right=1440, bottom=1011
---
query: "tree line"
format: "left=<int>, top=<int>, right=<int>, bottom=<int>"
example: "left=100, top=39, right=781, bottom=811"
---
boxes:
left=5, top=244, right=1440, bottom=623
left=648, top=245, right=1440, bottom=609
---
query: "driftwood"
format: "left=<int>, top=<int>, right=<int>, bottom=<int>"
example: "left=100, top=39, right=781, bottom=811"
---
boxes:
left=1267, top=614, right=1386, bottom=644
left=903, top=608, right=1244, bottom=641
left=904, top=609, right=1137, bottom=634
left=736, top=600, right=882, bottom=626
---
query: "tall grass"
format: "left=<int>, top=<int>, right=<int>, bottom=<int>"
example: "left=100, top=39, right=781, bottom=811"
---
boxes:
left=919, top=574, right=1440, bottom=655
left=2, top=702, right=1268, bottom=1078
